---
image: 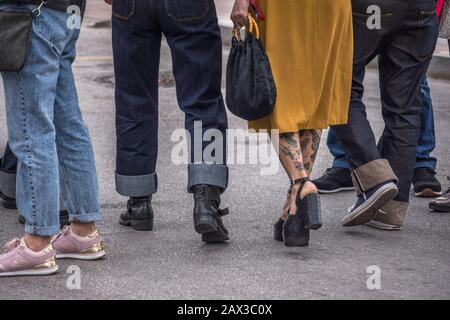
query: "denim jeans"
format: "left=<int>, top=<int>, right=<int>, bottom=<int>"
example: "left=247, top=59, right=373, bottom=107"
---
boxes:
left=112, top=0, right=229, bottom=197
left=328, top=78, right=438, bottom=171
left=0, top=1, right=102, bottom=236
left=331, top=0, right=439, bottom=203
left=416, top=78, right=438, bottom=170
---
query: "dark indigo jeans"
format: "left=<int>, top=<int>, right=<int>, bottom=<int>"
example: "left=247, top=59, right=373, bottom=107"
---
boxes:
left=331, top=0, right=439, bottom=202
left=328, top=78, right=438, bottom=171
left=112, top=0, right=228, bottom=197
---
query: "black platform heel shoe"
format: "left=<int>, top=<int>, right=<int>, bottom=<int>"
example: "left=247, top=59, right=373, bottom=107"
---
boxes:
left=274, top=218, right=285, bottom=242
left=295, top=177, right=322, bottom=230
left=283, top=211, right=310, bottom=247
left=282, top=177, right=322, bottom=247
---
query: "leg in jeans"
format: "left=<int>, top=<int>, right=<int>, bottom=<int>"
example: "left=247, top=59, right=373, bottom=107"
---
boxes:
left=158, top=0, right=229, bottom=243
left=415, top=77, right=437, bottom=170
left=327, top=128, right=350, bottom=169
left=331, top=0, right=401, bottom=227
left=54, top=30, right=102, bottom=225
left=311, top=128, right=354, bottom=194
left=332, top=47, right=396, bottom=190
left=112, top=0, right=160, bottom=231
left=331, top=26, right=382, bottom=172
left=376, top=1, right=438, bottom=223
left=3, top=21, right=60, bottom=236
left=0, top=2, right=104, bottom=277
left=113, top=0, right=161, bottom=198
left=161, top=0, right=229, bottom=192
left=2, top=5, right=102, bottom=237
left=328, top=77, right=437, bottom=172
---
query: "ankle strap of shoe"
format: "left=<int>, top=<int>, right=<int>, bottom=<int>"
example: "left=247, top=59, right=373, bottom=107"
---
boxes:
left=291, top=177, right=310, bottom=186
left=291, top=177, right=311, bottom=194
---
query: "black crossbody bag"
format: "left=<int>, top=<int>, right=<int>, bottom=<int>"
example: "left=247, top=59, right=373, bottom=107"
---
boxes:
left=0, top=1, right=47, bottom=71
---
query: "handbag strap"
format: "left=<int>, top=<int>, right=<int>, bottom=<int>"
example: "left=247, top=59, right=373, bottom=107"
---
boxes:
left=248, top=14, right=260, bottom=39
left=232, top=14, right=260, bottom=41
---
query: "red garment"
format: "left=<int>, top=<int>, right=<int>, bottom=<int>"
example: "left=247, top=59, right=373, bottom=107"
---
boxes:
left=437, top=0, right=445, bottom=17
left=250, top=0, right=265, bottom=20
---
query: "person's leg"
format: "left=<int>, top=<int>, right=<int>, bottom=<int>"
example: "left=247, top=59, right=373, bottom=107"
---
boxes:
left=0, top=143, right=17, bottom=208
left=160, top=0, right=229, bottom=243
left=112, top=0, right=162, bottom=231
left=312, top=128, right=354, bottom=194
left=412, top=77, right=441, bottom=197
left=371, top=0, right=439, bottom=229
left=415, top=78, right=437, bottom=170
left=54, top=25, right=102, bottom=231
left=331, top=0, right=386, bottom=170
left=279, top=130, right=321, bottom=215
left=162, top=0, right=228, bottom=191
left=327, top=128, right=350, bottom=169
left=301, top=129, right=322, bottom=175
left=0, top=3, right=65, bottom=276
left=331, top=0, right=401, bottom=227
left=0, top=142, right=72, bottom=223
left=274, top=130, right=322, bottom=246
left=51, top=10, right=104, bottom=259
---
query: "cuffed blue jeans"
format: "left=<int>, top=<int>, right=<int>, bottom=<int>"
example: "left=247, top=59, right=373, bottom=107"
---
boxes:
left=0, top=2, right=102, bottom=236
left=112, top=0, right=229, bottom=197
left=328, top=77, right=438, bottom=171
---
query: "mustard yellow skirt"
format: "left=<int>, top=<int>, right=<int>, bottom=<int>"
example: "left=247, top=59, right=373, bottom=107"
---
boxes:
left=249, top=0, right=354, bottom=132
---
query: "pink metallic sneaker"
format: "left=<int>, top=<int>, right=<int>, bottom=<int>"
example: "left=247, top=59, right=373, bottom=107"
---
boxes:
left=0, top=238, right=58, bottom=277
left=53, top=226, right=106, bottom=260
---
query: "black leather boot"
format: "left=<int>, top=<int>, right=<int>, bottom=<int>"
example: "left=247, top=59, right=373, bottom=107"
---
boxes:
left=192, top=185, right=229, bottom=243
left=119, top=197, right=154, bottom=231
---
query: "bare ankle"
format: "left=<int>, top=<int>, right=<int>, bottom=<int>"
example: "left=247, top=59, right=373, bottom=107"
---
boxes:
left=300, top=181, right=318, bottom=198
left=70, top=222, right=97, bottom=237
left=24, top=234, right=52, bottom=252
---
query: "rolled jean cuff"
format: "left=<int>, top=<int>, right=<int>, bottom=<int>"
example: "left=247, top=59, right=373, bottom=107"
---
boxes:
left=24, top=224, right=60, bottom=237
left=0, top=170, right=16, bottom=198
left=375, top=200, right=409, bottom=226
left=414, top=160, right=437, bottom=171
left=351, top=159, right=398, bottom=196
left=187, top=163, right=229, bottom=193
left=70, top=211, right=103, bottom=223
left=115, top=172, right=158, bottom=197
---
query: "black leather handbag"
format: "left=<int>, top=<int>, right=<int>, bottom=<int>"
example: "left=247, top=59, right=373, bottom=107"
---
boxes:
left=0, top=1, right=46, bottom=71
left=226, top=14, right=277, bottom=121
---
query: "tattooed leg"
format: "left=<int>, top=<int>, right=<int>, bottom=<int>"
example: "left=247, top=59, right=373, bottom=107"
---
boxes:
left=278, top=132, right=308, bottom=181
left=276, top=132, right=309, bottom=217
left=275, top=130, right=322, bottom=218
left=299, top=129, right=322, bottom=176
